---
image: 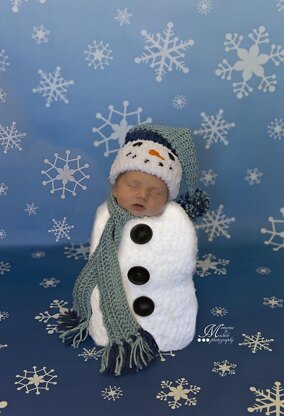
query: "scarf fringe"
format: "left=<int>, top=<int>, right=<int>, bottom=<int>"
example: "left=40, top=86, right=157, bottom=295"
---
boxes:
left=58, top=310, right=89, bottom=348
left=100, top=328, right=159, bottom=376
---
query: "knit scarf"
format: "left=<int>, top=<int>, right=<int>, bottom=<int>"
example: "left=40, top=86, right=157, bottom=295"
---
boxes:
left=58, top=194, right=159, bottom=376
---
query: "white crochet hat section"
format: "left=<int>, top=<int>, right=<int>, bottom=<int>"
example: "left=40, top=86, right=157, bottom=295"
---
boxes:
left=109, top=140, right=182, bottom=199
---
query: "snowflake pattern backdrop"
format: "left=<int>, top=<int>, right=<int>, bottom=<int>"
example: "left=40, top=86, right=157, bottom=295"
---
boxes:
left=0, top=1, right=283, bottom=416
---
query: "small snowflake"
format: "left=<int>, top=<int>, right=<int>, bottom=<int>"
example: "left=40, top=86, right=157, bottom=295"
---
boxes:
left=78, top=347, right=103, bottom=362
left=194, top=109, right=235, bottom=149
left=40, top=277, right=60, bottom=288
left=35, top=299, right=69, bottom=335
left=268, top=118, right=284, bottom=140
left=0, top=50, right=9, bottom=75
left=32, top=25, right=50, bottom=44
left=0, top=183, right=8, bottom=196
left=156, top=377, right=201, bottom=410
left=247, top=381, right=284, bottom=415
left=276, top=0, right=284, bottom=12
left=263, top=296, right=283, bottom=309
left=32, top=66, right=74, bottom=108
left=196, top=253, right=230, bottom=277
left=200, top=169, right=217, bottom=186
left=0, top=344, right=8, bottom=350
left=256, top=266, right=272, bottom=275
left=0, top=400, right=8, bottom=413
left=0, top=229, right=6, bottom=240
left=197, top=0, right=213, bottom=15
left=135, top=22, right=194, bottom=82
left=10, top=0, right=47, bottom=13
left=31, top=250, right=46, bottom=259
left=102, top=386, right=123, bottom=401
left=0, top=311, right=9, bottom=321
left=24, top=203, right=38, bottom=215
left=261, top=207, right=284, bottom=251
left=48, top=217, right=74, bottom=242
left=172, top=94, right=187, bottom=109
left=92, top=100, right=152, bottom=156
left=84, top=40, right=113, bottom=70
left=158, top=350, right=176, bottom=362
left=196, top=205, right=236, bottom=241
left=210, top=306, right=228, bottom=317
left=212, top=360, right=236, bottom=377
left=0, top=121, right=27, bottom=154
left=239, top=331, right=274, bottom=353
left=64, top=242, right=90, bottom=260
left=15, top=366, right=57, bottom=395
left=114, top=8, right=133, bottom=26
left=42, top=149, right=90, bottom=199
left=0, top=88, right=7, bottom=103
left=245, top=168, right=263, bottom=185
left=0, top=261, right=11, bottom=275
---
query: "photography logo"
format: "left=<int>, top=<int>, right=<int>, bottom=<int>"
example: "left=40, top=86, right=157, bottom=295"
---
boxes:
left=197, top=323, right=234, bottom=345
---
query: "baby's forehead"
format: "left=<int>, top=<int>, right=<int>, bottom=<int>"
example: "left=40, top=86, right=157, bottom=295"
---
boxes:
left=119, top=170, right=167, bottom=187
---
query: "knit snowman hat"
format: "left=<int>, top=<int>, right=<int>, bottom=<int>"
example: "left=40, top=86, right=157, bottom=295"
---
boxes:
left=109, top=124, right=209, bottom=219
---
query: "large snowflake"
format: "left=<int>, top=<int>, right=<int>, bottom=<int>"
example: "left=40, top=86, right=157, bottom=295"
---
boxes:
left=32, top=66, right=74, bottom=108
left=0, top=122, right=26, bottom=154
left=15, top=366, right=57, bottom=395
left=42, top=149, right=90, bottom=199
left=64, top=242, right=90, bottom=260
left=0, top=50, right=9, bottom=75
left=194, top=109, right=235, bottom=149
left=215, top=26, right=284, bottom=99
left=35, top=299, right=69, bottom=335
left=261, top=208, right=284, bottom=251
left=239, top=331, right=274, bottom=353
left=196, top=253, right=230, bottom=277
left=48, top=217, right=74, bottom=242
left=196, top=205, right=236, bottom=241
left=84, top=41, right=113, bottom=70
left=134, top=22, right=194, bottom=82
left=92, top=100, right=152, bottom=156
left=0, top=400, right=8, bottom=413
left=268, top=118, right=284, bottom=140
left=156, top=377, right=200, bottom=410
left=247, top=381, right=284, bottom=415
left=10, top=0, right=47, bottom=13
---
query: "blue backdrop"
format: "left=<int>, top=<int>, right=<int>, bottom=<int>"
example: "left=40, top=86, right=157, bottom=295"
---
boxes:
left=0, top=1, right=283, bottom=415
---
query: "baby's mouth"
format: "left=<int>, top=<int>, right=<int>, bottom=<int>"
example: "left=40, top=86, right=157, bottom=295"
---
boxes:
left=131, top=203, right=146, bottom=211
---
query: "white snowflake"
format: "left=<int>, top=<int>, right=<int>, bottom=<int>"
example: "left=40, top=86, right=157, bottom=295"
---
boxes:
left=196, top=253, right=230, bottom=277
left=78, top=347, right=103, bottom=362
left=0, top=50, right=9, bottom=75
left=196, top=205, right=236, bottom=241
left=32, top=25, right=50, bottom=44
left=268, top=118, right=284, bottom=140
left=156, top=377, right=201, bottom=410
left=216, top=26, right=284, bottom=99
left=84, top=40, right=113, bottom=70
left=158, top=350, right=176, bottom=362
left=194, top=109, right=235, bottom=149
left=10, top=0, right=47, bottom=13
left=0, top=229, right=6, bottom=240
left=0, top=261, right=11, bottom=276
left=102, top=386, right=123, bottom=401
left=15, top=366, right=57, bottom=395
left=0, top=121, right=26, bottom=154
left=0, top=88, right=7, bottom=103
left=256, top=266, right=272, bottom=275
left=40, top=277, right=60, bottom=288
left=64, top=242, right=90, bottom=260
left=0, top=344, right=8, bottom=349
left=200, top=169, right=217, bottom=186
left=32, top=66, right=74, bottom=108
left=263, top=296, right=283, bottom=309
left=210, top=306, right=228, bottom=317
left=0, top=183, right=8, bottom=196
left=247, top=381, right=284, bottom=415
left=197, top=0, right=213, bottom=15
left=48, top=217, right=74, bottom=242
left=239, top=331, right=274, bottom=353
left=135, top=22, right=194, bottom=82
left=0, top=311, right=9, bottom=321
left=276, top=0, right=284, bottom=12
left=31, top=250, right=46, bottom=259
left=24, top=203, right=38, bottom=215
left=261, top=207, right=284, bottom=251
left=35, top=299, right=69, bottom=335
left=92, top=100, right=152, bottom=156
left=245, top=168, right=263, bottom=185
left=0, top=400, right=8, bottom=413
left=172, top=94, right=187, bottom=109
left=114, top=8, right=133, bottom=26
left=212, top=360, right=236, bottom=377
left=41, top=149, right=90, bottom=199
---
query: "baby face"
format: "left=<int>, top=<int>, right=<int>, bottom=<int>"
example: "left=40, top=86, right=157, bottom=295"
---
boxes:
left=112, top=171, right=168, bottom=217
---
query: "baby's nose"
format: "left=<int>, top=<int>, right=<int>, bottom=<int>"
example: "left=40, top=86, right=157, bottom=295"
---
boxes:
left=136, top=187, right=148, bottom=200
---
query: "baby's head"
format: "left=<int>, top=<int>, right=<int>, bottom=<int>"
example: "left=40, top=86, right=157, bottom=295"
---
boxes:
left=109, top=124, right=209, bottom=219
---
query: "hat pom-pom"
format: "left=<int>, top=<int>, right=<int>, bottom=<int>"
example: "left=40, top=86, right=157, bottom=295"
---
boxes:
left=177, top=189, right=210, bottom=220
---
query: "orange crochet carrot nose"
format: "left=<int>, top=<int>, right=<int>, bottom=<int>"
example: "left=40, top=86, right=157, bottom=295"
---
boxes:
left=148, top=149, right=165, bottom=160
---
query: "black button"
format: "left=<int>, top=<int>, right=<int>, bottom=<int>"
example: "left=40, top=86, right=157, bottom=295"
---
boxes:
left=130, top=224, right=153, bottom=244
left=133, top=296, right=155, bottom=317
left=128, top=266, right=150, bottom=285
